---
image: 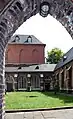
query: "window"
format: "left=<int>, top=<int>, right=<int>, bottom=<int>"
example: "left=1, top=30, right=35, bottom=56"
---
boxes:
left=19, top=49, right=24, bottom=63
left=31, top=76, right=40, bottom=88
left=35, top=66, right=39, bottom=69
left=15, top=35, right=20, bottom=42
left=18, top=76, right=26, bottom=89
left=27, top=36, right=32, bottom=43
left=32, top=49, right=39, bottom=63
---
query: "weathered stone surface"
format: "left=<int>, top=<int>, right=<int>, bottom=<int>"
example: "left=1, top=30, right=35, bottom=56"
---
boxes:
left=0, top=0, right=73, bottom=119
left=0, top=1, right=39, bottom=119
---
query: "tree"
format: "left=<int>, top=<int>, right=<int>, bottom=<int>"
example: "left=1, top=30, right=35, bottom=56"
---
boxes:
left=46, top=48, right=64, bottom=64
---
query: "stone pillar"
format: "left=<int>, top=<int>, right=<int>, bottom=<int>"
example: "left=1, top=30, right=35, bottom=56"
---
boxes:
left=72, top=66, right=73, bottom=92
left=0, top=15, right=12, bottom=118
left=0, top=44, right=5, bottom=119
left=65, top=69, right=68, bottom=91
left=40, top=74, right=44, bottom=91
left=66, top=68, right=69, bottom=92
left=59, top=72, right=61, bottom=90
left=0, top=0, right=39, bottom=118
left=64, top=67, right=66, bottom=91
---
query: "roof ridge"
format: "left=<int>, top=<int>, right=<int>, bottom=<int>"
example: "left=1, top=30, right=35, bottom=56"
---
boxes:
left=55, top=47, right=73, bottom=70
left=9, top=35, right=45, bottom=45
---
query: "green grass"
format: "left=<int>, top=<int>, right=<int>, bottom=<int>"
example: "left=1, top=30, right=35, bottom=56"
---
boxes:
left=5, top=91, right=73, bottom=109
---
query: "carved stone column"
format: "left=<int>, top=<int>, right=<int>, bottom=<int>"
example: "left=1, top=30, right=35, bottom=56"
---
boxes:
left=0, top=0, right=39, bottom=118
left=0, top=43, right=5, bottom=119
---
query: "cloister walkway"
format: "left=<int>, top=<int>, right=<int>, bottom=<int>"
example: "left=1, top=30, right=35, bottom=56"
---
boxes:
left=5, top=108, right=73, bottom=119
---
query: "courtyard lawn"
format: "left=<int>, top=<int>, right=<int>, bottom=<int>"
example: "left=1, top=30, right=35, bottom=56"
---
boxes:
left=5, top=91, right=73, bottom=110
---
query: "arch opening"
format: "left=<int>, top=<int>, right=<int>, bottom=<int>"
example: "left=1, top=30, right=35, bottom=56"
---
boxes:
left=0, top=0, right=73, bottom=118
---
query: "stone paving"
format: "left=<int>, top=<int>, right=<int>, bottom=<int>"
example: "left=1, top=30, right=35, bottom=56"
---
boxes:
left=5, top=109, right=73, bottom=119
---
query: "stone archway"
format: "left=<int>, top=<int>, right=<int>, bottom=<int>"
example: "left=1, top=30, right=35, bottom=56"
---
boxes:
left=0, top=0, right=73, bottom=118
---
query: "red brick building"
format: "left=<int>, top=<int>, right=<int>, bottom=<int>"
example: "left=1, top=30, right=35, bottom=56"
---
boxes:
left=5, top=35, right=56, bottom=92
left=5, top=35, right=46, bottom=64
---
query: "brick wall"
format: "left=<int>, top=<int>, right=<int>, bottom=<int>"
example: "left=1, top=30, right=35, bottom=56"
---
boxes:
left=5, top=44, right=45, bottom=64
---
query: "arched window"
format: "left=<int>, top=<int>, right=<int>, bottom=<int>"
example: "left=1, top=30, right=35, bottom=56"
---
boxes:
left=32, top=49, right=39, bottom=63
left=24, top=35, right=32, bottom=43
left=18, top=76, right=26, bottom=89
left=19, top=49, right=24, bottom=63
left=6, top=74, right=14, bottom=92
left=31, top=75, right=40, bottom=89
left=27, top=35, right=32, bottom=43
left=15, top=35, right=20, bottom=42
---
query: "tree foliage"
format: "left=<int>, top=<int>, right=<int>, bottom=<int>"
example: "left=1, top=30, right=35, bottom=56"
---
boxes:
left=46, top=48, right=64, bottom=64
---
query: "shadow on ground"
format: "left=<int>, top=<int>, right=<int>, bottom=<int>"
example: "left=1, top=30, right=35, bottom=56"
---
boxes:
left=41, top=91, right=73, bottom=104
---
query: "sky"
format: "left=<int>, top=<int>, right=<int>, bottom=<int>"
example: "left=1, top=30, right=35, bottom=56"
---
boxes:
left=14, top=13, right=73, bottom=57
